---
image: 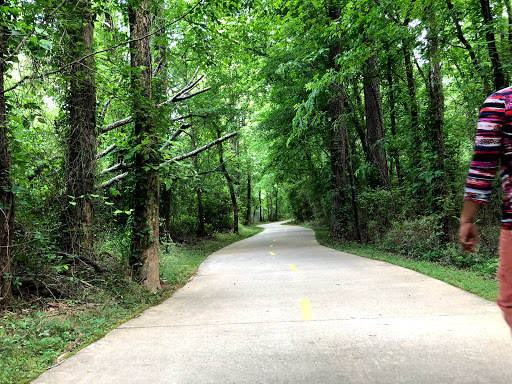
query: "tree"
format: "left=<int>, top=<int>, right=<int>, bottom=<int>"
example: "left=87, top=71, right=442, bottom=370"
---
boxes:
left=0, top=0, right=14, bottom=306
left=363, top=52, right=390, bottom=190
left=479, top=0, right=506, bottom=90
left=190, top=125, right=207, bottom=237
left=328, top=3, right=348, bottom=240
left=62, top=0, right=97, bottom=254
left=425, top=2, right=446, bottom=209
left=128, top=0, right=161, bottom=291
left=217, top=128, right=239, bottom=234
left=244, top=161, right=252, bottom=225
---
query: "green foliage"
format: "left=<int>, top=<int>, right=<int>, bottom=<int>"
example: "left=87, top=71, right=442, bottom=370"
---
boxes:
left=2, top=225, right=262, bottom=383
left=381, top=216, right=445, bottom=260
left=380, top=215, right=499, bottom=270
left=1, top=0, right=512, bottom=377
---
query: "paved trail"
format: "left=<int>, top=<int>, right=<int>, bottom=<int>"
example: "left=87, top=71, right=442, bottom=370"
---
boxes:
left=33, top=222, right=511, bottom=383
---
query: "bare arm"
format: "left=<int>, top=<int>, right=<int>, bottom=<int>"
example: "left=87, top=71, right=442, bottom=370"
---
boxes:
left=459, top=200, right=481, bottom=252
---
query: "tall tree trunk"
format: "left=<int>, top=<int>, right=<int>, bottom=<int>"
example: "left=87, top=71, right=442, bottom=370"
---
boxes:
left=0, top=0, right=14, bottom=306
left=504, top=0, right=512, bottom=56
left=446, top=0, right=490, bottom=94
left=402, top=41, right=422, bottom=172
left=267, top=194, right=270, bottom=222
left=218, top=130, right=239, bottom=234
left=245, top=163, right=252, bottom=225
left=161, top=186, right=171, bottom=237
left=426, top=4, right=449, bottom=242
left=346, top=136, right=362, bottom=243
left=328, top=3, right=350, bottom=239
left=480, top=0, right=506, bottom=90
left=275, top=187, right=278, bottom=221
left=269, top=190, right=274, bottom=221
left=363, top=52, right=390, bottom=190
left=196, top=187, right=205, bottom=236
left=63, top=0, right=97, bottom=254
left=348, top=81, right=369, bottom=158
left=155, top=16, right=171, bottom=240
left=190, top=126, right=206, bottom=237
left=386, top=56, right=402, bottom=185
left=427, top=22, right=446, bottom=182
left=128, top=0, right=161, bottom=291
left=329, top=80, right=348, bottom=239
left=259, top=190, right=263, bottom=222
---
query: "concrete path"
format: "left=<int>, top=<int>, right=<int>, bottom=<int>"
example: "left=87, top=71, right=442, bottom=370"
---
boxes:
left=33, top=222, right=512, bottom=383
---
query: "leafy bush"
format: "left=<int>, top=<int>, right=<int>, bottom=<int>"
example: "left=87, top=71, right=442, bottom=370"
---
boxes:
left=380, top=215, right=499, bottom=271
left=381, top=216, right=442, bottom=259
left=358, top=188, right=403, bottom=242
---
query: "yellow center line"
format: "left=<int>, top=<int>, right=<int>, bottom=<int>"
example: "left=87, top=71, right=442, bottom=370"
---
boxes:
left=270, top=252, right=276, bottom=256
left=270, top=244, right=273, bottom=248
left=301, top=299, right=312, bottom=321
left=289, top=264, right=298, bottom=271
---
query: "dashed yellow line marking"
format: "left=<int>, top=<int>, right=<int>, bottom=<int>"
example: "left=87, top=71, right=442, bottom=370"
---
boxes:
left=289, top=264, right=298, bottom=271
left=270, top=245, right=274, bottom=248
left=273, top=239, right=276, bottom=242
left=270, top=252, right=276, bottom=256
left=301, top=299, right=312, bottom=321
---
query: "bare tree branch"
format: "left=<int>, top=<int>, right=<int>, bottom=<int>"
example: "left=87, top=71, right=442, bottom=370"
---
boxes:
left=99, top=75, right=125, bottom=124
left=173, top=114, right=208, bottom=121
left=170, top=124, right=190, bottom=141
left=160, top=132, right=237, bottom=167
left=413, top=55, right=427, bottom=82
left=96, top=144, right=116, bottom=160
left=158, top=70, right=206, bottom=107
left=100, top=172, right=128, bottom=189
left=180, top=73, right=204, bottom=95
left=101, top=161, right=126, bottom=175
left=101, top=116, right=133, bottom=133
left=176, top=154, right=238, bottom=180
left=173, top=87, right=211, bottom=102
left=153, top=57, right=165, bottom=78
left=160, top=123, right=190, bottom=151
left=100, top=130, right=235, bottom=189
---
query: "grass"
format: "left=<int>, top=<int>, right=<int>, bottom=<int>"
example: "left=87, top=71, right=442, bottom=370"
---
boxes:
left=311, top=226, right=499, bottom=302
left=159, top=225, right=264, bottom=287
left=0, top=225, right=263, bottom=384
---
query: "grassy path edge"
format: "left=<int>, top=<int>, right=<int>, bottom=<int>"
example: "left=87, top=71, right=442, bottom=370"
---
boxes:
left=4, top=225, right=263, bottom=384
left=308, top=226, right=498, bottom=302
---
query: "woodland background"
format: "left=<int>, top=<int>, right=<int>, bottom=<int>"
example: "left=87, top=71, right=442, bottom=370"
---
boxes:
left=0, top=0, right=509, bottom=308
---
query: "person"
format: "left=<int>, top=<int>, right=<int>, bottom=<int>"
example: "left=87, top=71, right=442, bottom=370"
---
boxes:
left=460, top=86, right=512, bottom=329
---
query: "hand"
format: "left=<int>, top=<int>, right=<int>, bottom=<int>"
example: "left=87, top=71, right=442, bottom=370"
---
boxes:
left=459, top=222, right=479, bottom=253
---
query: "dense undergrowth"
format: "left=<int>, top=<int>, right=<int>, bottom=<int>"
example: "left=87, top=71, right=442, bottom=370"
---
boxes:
left=0, top=225, right=263, bottom=384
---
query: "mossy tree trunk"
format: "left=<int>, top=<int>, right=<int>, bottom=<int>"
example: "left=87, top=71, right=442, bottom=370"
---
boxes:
left=244, top=163, right=252, bottom=225
left=218, top=129, right=239, bottom=234
left=0, top=0, right=14, bottom=306
left=363, top=52, right=390, bottom=191
left=63, top=0, right=97, bottom=254
left=128, top=0, right=161, bottom=292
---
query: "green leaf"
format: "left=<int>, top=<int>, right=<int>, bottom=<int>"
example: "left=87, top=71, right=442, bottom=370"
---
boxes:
left=38, top=39, right=53, bottom=50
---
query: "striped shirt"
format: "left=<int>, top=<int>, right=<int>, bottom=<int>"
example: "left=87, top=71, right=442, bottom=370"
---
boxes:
left=464, top=86, right=512, bottom=229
